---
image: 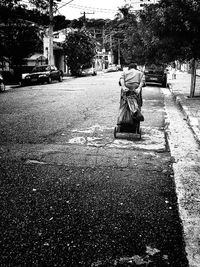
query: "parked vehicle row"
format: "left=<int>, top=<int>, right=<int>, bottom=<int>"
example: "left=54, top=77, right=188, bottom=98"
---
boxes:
left=1, top=63, right=168, bottom=90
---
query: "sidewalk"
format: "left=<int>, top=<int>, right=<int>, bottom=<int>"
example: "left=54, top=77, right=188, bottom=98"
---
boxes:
left=168, top=72, right=200, bottom=267
left=168, top=71, right=200, bottom=144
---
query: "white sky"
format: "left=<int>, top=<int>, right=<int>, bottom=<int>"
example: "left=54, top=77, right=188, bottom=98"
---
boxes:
left=56, top=0, right=127, bottom=20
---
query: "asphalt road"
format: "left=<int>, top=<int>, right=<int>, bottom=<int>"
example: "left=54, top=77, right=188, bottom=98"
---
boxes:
left=0, top=73, right=188, bottom=266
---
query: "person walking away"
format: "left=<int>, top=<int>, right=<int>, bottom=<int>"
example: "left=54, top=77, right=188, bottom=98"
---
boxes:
left=172, top=67, right=176, bottom=79
left=117, top=63, right=145, bottom=124
left=119, top=63, right=145, bottom=108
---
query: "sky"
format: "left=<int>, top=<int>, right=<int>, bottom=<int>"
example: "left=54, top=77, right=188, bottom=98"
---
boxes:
left=56, top=0, right=126, bottom=20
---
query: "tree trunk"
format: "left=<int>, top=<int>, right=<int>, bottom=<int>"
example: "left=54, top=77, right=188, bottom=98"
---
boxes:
left=190, top=58, right=196, bottom=98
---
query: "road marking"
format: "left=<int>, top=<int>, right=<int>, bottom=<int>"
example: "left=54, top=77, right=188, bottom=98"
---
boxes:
left=67, top=124, right=166, bottom=151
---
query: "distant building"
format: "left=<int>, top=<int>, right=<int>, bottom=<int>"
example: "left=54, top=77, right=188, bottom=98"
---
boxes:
left=24, top=53, right=47, bottom=67
left=43, top=28, right=74, bottom=74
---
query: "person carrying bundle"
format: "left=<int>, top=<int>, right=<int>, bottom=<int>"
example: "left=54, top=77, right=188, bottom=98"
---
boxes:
left=118, top=63, right=145, bottom=125
left=119, top=63, right=145, bottom=108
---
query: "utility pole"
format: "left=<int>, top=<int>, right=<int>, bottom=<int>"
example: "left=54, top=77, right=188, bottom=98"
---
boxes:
left=102, top=27, right=106, bottom=70
left=80, top=11, right=94, bottom=28
left=110, top=34, right=113, bottom=64
left=48, top=0, right=54, bottom=65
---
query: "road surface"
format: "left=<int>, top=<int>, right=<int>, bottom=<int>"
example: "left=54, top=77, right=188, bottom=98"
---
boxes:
left=0, top=72, right=188, bottom=266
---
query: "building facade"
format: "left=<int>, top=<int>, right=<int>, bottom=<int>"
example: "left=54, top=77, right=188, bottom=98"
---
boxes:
left=43, top=29, right=72, bottom=74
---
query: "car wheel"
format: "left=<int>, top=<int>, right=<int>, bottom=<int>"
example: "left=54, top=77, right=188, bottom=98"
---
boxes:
left=114, top=127, right=117, bottom=138
left=47, top=76, right=52, bottom=84
left=92, top=71, right=97, bottom=76
left=162, top=79, right=167, bottom=88
left=139, top=129, right=142, bottom=140
left=0, top=82, right=5, bottom=92
left=19, top=81, right=24, bottom=87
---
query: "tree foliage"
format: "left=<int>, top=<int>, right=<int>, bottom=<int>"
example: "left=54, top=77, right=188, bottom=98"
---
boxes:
left=139, top=0, right=200, bottom=63
left=101, top=0, right=200, bottom=65
left=29, top=0, right=49, bottom=12
left=53, top=15, right=71, bottom=31
left=69, top=19, right=84, bottom=30
left=118, top=14, right=145, bottom=65
left=62, top=30, right=96, bottom=76
left=86, top=19, right=107, bottom=29
left=1, top=0, right=200, bottom=73
left=0, top=22, right=43, bottom=65
left=0, top=2, right=45, bottom=65
left=103, top=9, right=146, bottom=66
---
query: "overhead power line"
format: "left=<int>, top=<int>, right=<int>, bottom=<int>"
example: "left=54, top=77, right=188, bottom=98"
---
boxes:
left=66, top=4, right=118, bottom=14
left=56, top=0, right=75, bottom=11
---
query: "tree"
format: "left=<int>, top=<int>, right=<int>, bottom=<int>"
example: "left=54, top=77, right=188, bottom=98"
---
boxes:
left=69, top=19, right=84, bottom=29
left=0, top=22, right=43, bottom=65
left=0, top=2, right=44, bottom=66
left=119, top=14, right=146, bottom=65
left=62, top=30, right=96, bottom=76
left=86, top=19, right=106, bottom=29
left=103, top=7, right=146, bottom=66
left=29, top=0, right=49, bottom=11
left=53, top=15, right=71, bottom=31
left=139, top=0, right=200, bottom=96
left=0, top=0, right=21, bottom=8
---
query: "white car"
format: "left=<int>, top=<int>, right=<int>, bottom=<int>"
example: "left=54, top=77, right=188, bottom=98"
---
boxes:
left=81, top=66, right=97, bottom=76
left=106, top=64, right=119, bottom=72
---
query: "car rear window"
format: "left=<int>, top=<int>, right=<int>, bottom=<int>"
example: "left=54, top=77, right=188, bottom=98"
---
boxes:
left=144, top=64, right=166, bottom=75
left=145, top=64, right=165, bottom=71
left=82, top=63, right=93, bottom=70
left=32, top=66, right=50, bottom=72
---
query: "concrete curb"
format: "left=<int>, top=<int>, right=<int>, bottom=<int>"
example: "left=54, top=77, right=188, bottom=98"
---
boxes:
left=4, top=84, right=19, bottom=90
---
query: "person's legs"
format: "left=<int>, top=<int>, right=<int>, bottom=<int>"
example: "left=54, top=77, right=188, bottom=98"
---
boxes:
left=139, top=90, right=143, bottom=107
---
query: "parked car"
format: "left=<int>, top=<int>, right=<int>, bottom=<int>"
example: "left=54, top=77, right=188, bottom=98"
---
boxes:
left=144, top=64, right=167, bottom=87
left=106, top=64, right=119, bottom=73
left=21, top=65, right=63, bottom=86
left=0, top=74, right=5, bottom=92
left=116, top=64, right=123, bottom=71
left=80, top=63, right=97, bottom=76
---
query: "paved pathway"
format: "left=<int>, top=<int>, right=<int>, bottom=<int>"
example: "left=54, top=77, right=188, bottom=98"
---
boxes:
left=168, top=71, right=200, bottom=143
left=168, top=72, right=200, bottom=267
